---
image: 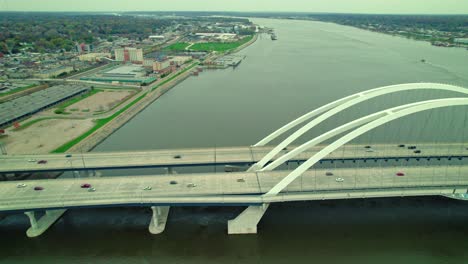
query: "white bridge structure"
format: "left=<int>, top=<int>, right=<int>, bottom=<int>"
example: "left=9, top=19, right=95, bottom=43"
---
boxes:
left=1, top=83, right=468, bottom=237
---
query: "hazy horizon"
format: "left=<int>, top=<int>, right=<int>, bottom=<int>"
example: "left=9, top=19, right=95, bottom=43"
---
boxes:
left=1, top=0, right=467, bottom=14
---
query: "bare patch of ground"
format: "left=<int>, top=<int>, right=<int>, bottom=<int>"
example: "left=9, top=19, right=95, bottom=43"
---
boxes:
left=66, top=90, right=135, bottom=115
left=1, top=119, right=94, bottom=154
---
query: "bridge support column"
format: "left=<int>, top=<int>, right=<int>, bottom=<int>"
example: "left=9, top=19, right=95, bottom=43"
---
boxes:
left=228, top=204, right=269, bottom=234
left=149, top=206, right=170, bottom=234
left=24, top=209, right=66, bottom=238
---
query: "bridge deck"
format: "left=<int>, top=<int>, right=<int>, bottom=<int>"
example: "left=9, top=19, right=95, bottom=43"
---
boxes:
left=1, top=143, right=466, bottom=173
left=1, top=165, right=467, bottom=212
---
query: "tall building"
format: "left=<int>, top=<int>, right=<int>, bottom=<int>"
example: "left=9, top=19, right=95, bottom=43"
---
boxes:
left=114, top=47, right=143, bottom=63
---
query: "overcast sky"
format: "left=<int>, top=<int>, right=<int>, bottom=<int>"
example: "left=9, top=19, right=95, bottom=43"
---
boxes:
left=1, top=0, right=467, bottom=14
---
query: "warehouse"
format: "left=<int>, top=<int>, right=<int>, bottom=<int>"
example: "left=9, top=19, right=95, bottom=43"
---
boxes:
left=0, top=84, right=91, bottom=128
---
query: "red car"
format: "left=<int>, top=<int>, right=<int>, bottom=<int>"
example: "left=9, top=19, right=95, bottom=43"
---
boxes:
left=37, top=160, right=47, bottom=164
left=34, top=186, right=44, bottom=191
left=80, top=183, right=92, bottom=188
left=396, top=172, right=405, bottom=176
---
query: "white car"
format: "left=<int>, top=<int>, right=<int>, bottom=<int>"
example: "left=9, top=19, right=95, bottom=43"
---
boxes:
left=143, top=186, right=152, bottom=191
left=16, top=183, right=27, bottom=188
left=335, top=177, right=344, bottom=182
left=27, top=159, right=37, bottom=163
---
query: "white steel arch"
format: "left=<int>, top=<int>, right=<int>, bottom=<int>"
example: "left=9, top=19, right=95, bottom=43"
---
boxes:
left=261, top=101, right=432, bottom=171
left=263, top=98, right=468, bottom=197
left=249, top=83, right=468, bottom=172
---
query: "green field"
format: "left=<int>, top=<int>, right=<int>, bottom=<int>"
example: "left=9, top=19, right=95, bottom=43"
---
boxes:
left=190, top=35, right=254, bottom=52
left=163, top=42, right=191, bottom=51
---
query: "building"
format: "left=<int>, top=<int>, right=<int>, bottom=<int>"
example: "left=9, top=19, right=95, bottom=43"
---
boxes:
left=454, top=38, right=468, bottom=45
left=149, top=35, right=165, bottom=41
left=169, top=56, right=192, bottom=66
left=76, top=43, right=94, bottom=53
left=78, top=53, right=111, bottom=62
left=34, top=66, right=74, bottom=79
left=152, top=59, right=171, bottom=72
left=80, top=65, right=156, bottom=85
left=114, top=48, right=144, bottom=63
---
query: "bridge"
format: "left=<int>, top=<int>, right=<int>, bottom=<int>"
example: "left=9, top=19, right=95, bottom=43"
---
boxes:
left=1, top=82, right=468, bottom=237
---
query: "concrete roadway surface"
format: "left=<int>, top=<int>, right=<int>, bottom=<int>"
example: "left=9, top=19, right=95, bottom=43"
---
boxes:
left=0, top=165, right=467, bottom=212
left=0, top=143, right=467, bottom=174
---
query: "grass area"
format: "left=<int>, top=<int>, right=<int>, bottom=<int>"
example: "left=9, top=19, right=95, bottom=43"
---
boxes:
left=163, top=42, right=191, bottom=51
left=0, top=84, right=38, bottom=98
left=150, top=62, right=199, bottom=92
left=190, top=35, right=254, bottom=52
left=54, top=89, right=102, bottom=115
left=51, top=92, right=148, bottom=153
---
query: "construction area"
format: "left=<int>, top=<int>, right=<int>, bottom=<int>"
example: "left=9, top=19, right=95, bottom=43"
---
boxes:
left=0, top=84, right=91, bottom=128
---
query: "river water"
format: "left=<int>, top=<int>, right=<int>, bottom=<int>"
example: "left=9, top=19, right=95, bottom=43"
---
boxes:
left=2, top=18, right=468, bottom=263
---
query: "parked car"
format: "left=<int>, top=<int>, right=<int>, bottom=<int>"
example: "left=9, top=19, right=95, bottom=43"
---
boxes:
left=396, top=172, right=405, bottom=176
left=80, top=183, right=91, bottom=188
left=37, top=160, right=47, bottom=164
left=34, top=186, right=44, bottom=191
left=325, top=172, right=334, bottom=176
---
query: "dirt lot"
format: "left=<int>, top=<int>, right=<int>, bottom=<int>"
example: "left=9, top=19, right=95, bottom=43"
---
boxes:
left=1, top=119, right=95, bottom=154
left=66, top=90, right=135, bottom=115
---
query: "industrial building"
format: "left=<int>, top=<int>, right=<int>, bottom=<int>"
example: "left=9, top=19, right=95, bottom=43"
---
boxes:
left=34, top=66, right=74, bottom=79
left=0, top=84, right=91, bottom=128
left=80, top=65, right=156, bottom=85
left=114, top=48, right=144, bottom=63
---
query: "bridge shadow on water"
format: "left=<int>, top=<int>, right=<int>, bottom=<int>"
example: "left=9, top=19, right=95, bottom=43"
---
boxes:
left=1, top=196, right=468, bottom=263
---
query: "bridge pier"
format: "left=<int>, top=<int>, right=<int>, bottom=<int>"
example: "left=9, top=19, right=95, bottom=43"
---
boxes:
left=148, top=206, right=170, bottom=234
left=228, top=204, right=269, bottom=234
left=24, top=209, right=66, bottom=237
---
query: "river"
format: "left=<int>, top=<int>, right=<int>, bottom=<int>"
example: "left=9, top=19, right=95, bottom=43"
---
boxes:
left=1, top=18, right=468, bottom=263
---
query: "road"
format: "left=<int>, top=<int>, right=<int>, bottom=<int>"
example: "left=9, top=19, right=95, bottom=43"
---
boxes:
left=0, top=165, right=467, bottom=212
left=1, top=143, right=466, bottom=174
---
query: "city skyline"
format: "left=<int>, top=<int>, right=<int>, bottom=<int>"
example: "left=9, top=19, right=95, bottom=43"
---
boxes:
left=1, top=0, right=468, bottom=14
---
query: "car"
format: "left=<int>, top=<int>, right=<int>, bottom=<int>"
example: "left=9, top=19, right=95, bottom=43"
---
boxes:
left=170, top=180, right=178, bottom=185
left=237, top=178, right=245, bottom=183
left=88, top=187, right=96, bottom=192
left=365, top=149, right=375, bottom=153
left=408, top=146, right=417, bottom=150
left=414, top=150, right=422, bottom=154
left=80, top=183, right=91, bottom=188
left=37, top=160, right=47, bottom=164
left=65, top=154, right=72, bottom=158
left=398, top=144, right=405, bottom=148
left=325, top=172, right=334, bottom=176
left=396, top=172, right=405, bottom=176
left=173, top=155, right=182, bottom=159
left=27, top=159, right=37, bottom=163
left=34, top=186, right=44, bottom=191
left=335, top=177, right=344, bottom=182
left=364, top=146, right=372, bottom=149
left=16, top=183, right=27, bottom=188
left=187, top=183, right=197, bottom=188
left=143, top=186, right=152, bottom=191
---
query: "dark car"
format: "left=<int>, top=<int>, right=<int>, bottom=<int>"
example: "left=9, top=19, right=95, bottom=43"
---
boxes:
left=364, top=146, right=372, bottom=149
left=173, top=155, right=182, bottom=159
left=414, top=150, right=422, bottom=154
left=80, top=183, right=91, bottom=188
left=325, top=172, right=334, bottom=176
left=65, top=154, right=72, bottom=158
left=34, top=186, right=44, bottom=191
left=396, top=172, right=405, bottom=176
left=398, top=144, right=405, bottom=148
left=37, top=160, right=47, bottom=164
left=408, top=146, right=417, bottom=150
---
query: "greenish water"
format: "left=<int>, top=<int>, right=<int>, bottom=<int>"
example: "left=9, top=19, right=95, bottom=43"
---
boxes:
left=1, top=18, right=468, bottom=263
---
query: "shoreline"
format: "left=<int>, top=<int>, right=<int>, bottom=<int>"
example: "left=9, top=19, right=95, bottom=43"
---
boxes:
left=66, top=34, right=258, bottom=153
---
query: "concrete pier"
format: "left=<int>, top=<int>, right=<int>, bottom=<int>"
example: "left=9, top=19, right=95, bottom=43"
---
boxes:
left=149, top=206, right=170, bottom=234
left=228, top=204, right=269, bottom=234
left=24, top=209, right=66, bottom=237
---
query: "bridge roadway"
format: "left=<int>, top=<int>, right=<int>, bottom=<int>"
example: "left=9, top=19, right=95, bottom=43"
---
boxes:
left=1, top=165, right=467, bottom=213
left=1, top=143, right=467, bottom=174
